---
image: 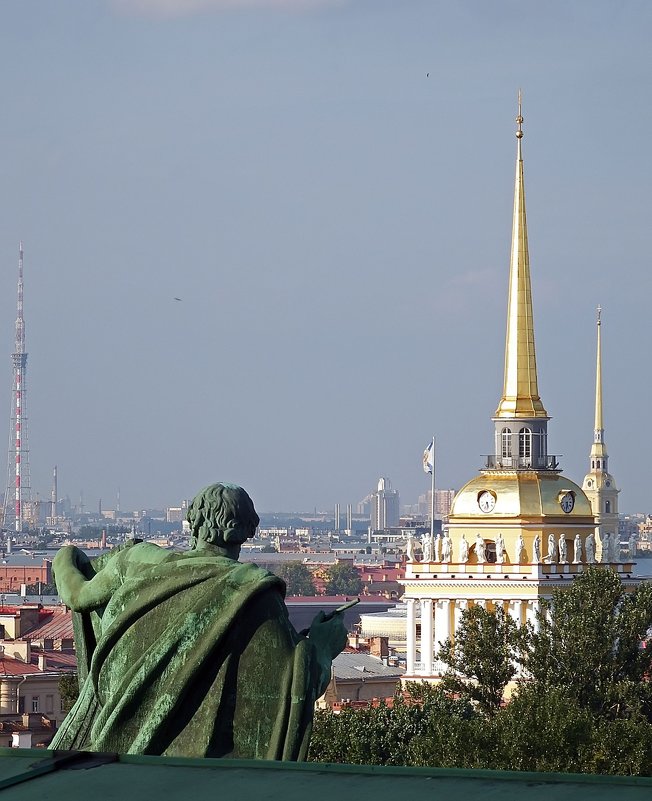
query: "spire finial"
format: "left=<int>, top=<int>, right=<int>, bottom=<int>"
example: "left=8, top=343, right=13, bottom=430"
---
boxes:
left=516, top=89, right=524, bottom=140
left=597, top=304, right=602, bottom=325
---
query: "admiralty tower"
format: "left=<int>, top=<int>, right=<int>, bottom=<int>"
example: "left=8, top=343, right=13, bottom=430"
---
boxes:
left=401, top=98, right=636, bottom=681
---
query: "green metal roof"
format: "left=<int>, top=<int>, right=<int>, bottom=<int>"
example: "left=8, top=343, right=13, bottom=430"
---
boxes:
left=2, top=748, right=652, bottom=800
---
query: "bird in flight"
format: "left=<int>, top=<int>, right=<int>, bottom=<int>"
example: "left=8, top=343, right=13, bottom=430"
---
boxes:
left=173, top=297, right=182, bottom=302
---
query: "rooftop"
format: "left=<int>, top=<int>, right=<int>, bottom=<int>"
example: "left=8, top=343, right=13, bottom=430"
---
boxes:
left=1, top=749, right=652, bottom=800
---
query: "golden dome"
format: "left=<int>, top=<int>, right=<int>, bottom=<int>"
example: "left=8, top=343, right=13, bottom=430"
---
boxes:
left=450, top=471, right=593, bottom=520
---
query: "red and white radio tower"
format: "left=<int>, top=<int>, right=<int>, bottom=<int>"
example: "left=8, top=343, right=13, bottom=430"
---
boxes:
left=2, top=242, right=31, bottom=534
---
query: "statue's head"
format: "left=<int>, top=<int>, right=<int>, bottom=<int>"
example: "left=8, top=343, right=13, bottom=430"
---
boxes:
left=187, top=483, right=260, bottom=551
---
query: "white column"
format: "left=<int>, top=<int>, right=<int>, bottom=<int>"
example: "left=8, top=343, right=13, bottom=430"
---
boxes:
left=475, top=598, right=486, bottom=609
left=420, top=599, right=433, bottom=675
left=406, top=598, right=417, bottom=675
left=507, top=599, right=522, bottom=627
left=435, top=599, right=452, bottom=651
left=525, top=599, right=540, bottom=632
left=453, top=599, right=468, bottom=636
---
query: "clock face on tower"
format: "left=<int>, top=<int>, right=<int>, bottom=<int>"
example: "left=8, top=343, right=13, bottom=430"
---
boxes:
left=560, top=492, right=575, bottom=514
left=478, top=491, right=496, bottom=513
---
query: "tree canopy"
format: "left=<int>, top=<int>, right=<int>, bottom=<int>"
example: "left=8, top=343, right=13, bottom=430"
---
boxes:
left=309, top=568, right=652, bottom=776
left=273, top=561, right=316, bottom=596
left=324, top=562, right=363, bottom=596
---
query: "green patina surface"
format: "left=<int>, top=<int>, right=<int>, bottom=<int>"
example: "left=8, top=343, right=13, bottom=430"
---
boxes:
left=3, top=749, right=652, bottom=800
left=49, top=483, right=347, bottom=760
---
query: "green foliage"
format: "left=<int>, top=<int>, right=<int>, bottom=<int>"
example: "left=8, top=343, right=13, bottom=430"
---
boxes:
left=310, top=569, right=652, bottom=775
left=525, top=567, right=652, bottom=720
left=273, top=561, right=316, bottom=596
left=324, top=562, right=363, bottom=596
left=58, top=674, right=79, bottom=713
left=437, top=604, right=525, bottom=715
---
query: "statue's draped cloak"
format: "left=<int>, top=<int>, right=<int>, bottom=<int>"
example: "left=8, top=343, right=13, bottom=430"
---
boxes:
left=52, top=549, right=319, bottom=760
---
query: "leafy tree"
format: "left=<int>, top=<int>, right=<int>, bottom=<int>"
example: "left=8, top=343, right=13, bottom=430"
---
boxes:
left=59, top=674, right=80, bottom=713
left=523, top=567, right=652, bottom=720
left=324, top=563, right=362, bottom=596
left=274, top=562, right=316, bottom=596
left=437, top=604, right=525, bottom=715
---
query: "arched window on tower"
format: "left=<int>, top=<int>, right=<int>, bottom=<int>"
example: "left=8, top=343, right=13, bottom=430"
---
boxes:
left=597, top=460, right=601, bottom=469
left=519, top=428, right=532, bottom=460
left=501, top=428, right=512, bottom=459
left=606, top=500, right=611, bottom=513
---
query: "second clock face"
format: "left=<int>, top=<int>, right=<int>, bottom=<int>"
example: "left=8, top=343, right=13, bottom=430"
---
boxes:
left=560, top=492, right=575, bottom=514
left=478, top=491, right=496, bottom=513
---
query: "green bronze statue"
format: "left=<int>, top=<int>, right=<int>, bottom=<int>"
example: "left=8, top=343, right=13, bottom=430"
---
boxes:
left=50, top=483, right=347, bottom=759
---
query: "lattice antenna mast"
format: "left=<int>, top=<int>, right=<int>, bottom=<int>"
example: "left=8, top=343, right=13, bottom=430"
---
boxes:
left=3, top=242, right=31, bottom=533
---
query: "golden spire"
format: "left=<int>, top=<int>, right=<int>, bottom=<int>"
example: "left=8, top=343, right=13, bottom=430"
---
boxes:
left=495, top=91, right=548, bottom=419
left=591, top=305, right=606, bottom=458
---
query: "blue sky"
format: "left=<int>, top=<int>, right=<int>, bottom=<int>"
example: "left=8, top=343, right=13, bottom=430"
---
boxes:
left=0, top=1, right=650, bottom=513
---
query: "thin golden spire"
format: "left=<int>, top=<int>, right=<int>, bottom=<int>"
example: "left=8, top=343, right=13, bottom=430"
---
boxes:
left=495, top=92, right=548, bottom=419
left=591, top=305, right=606, bottom=458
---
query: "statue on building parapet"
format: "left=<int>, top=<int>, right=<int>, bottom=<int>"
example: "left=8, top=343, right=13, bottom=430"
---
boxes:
left=50, top=482, right=347, bottom=760
left=441, top=532, right=452, bottom=563
left=609, top=531, right=619, bottom=563
left=601, top=532, right=610, bottom=563
left=459, top=534, right=469, bottom=564
left=532, top=534, right=541, bottom=563
left=558, top=534, right=568, bottom=564
left=515, top=533, right=526, bottom=564
left=475, top=534, right=486, bottom=564
left=495, top=533, right=505, bottom=564
left=547, top=533, right=557, bottom=563
left=585, top=531, right=596, bottom=564
left=434, top=533, right=442, bottom=562
left=629, top=532, right=637, bottom=560
left=573, top=534, right=582, bottom=564
left=421, top=532, right=433, bottom=562
left=406, top=533, right=418, bottom=563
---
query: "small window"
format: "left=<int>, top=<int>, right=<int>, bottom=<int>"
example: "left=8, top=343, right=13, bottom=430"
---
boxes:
left=501, top=428, right=512, bottom=458
left=45, top=695, right=54, bottom=714
left=606, top=501, right=611, bottom=513
left=597, top=460, right=601, bottom=469
left=31, top=697, right=39, bottom=713
left=519, top=428, right=532, bottom=459
left=587, top=480, right=592, bottom=487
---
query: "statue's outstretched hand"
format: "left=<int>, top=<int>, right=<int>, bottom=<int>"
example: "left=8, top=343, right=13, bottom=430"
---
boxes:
left=308, top=610, right=348, bottom=660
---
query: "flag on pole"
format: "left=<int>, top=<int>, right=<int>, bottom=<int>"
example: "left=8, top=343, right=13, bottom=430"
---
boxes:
left=423, top=439, right=434, bottom=474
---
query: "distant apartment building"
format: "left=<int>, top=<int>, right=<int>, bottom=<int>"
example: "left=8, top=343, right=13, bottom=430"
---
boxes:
left=418, top=488, right=457, bottom=521
left=370, top=478, right=400, bottom=531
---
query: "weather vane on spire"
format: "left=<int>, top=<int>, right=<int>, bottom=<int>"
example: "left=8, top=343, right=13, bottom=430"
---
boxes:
left=516, top=89, right=523, bottom=139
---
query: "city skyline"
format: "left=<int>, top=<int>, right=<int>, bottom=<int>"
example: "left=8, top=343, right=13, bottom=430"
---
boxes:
left=0, top=2, right=650, bottom=513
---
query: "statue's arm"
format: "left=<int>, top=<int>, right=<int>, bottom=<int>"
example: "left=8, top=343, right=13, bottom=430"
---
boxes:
left=306, top=611, right=348, bottom=697
left=53, top=545, right=122, bottom=612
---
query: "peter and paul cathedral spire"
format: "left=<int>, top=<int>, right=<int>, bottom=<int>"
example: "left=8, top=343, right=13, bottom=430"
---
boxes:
left=582, top=306, right=619, bottom=541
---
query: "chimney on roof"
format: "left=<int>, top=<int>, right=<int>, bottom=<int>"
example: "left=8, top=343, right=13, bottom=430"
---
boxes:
left=369, top=636, right=389, bottom=659
left=37, top=653, right=46, bottom=671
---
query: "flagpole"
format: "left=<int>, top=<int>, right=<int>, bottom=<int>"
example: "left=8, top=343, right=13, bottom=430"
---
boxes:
left=430, top=435, right=435, bottom=540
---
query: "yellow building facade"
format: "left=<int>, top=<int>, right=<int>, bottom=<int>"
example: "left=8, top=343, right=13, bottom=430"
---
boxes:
left=401, top=100, right=636, bottom=679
